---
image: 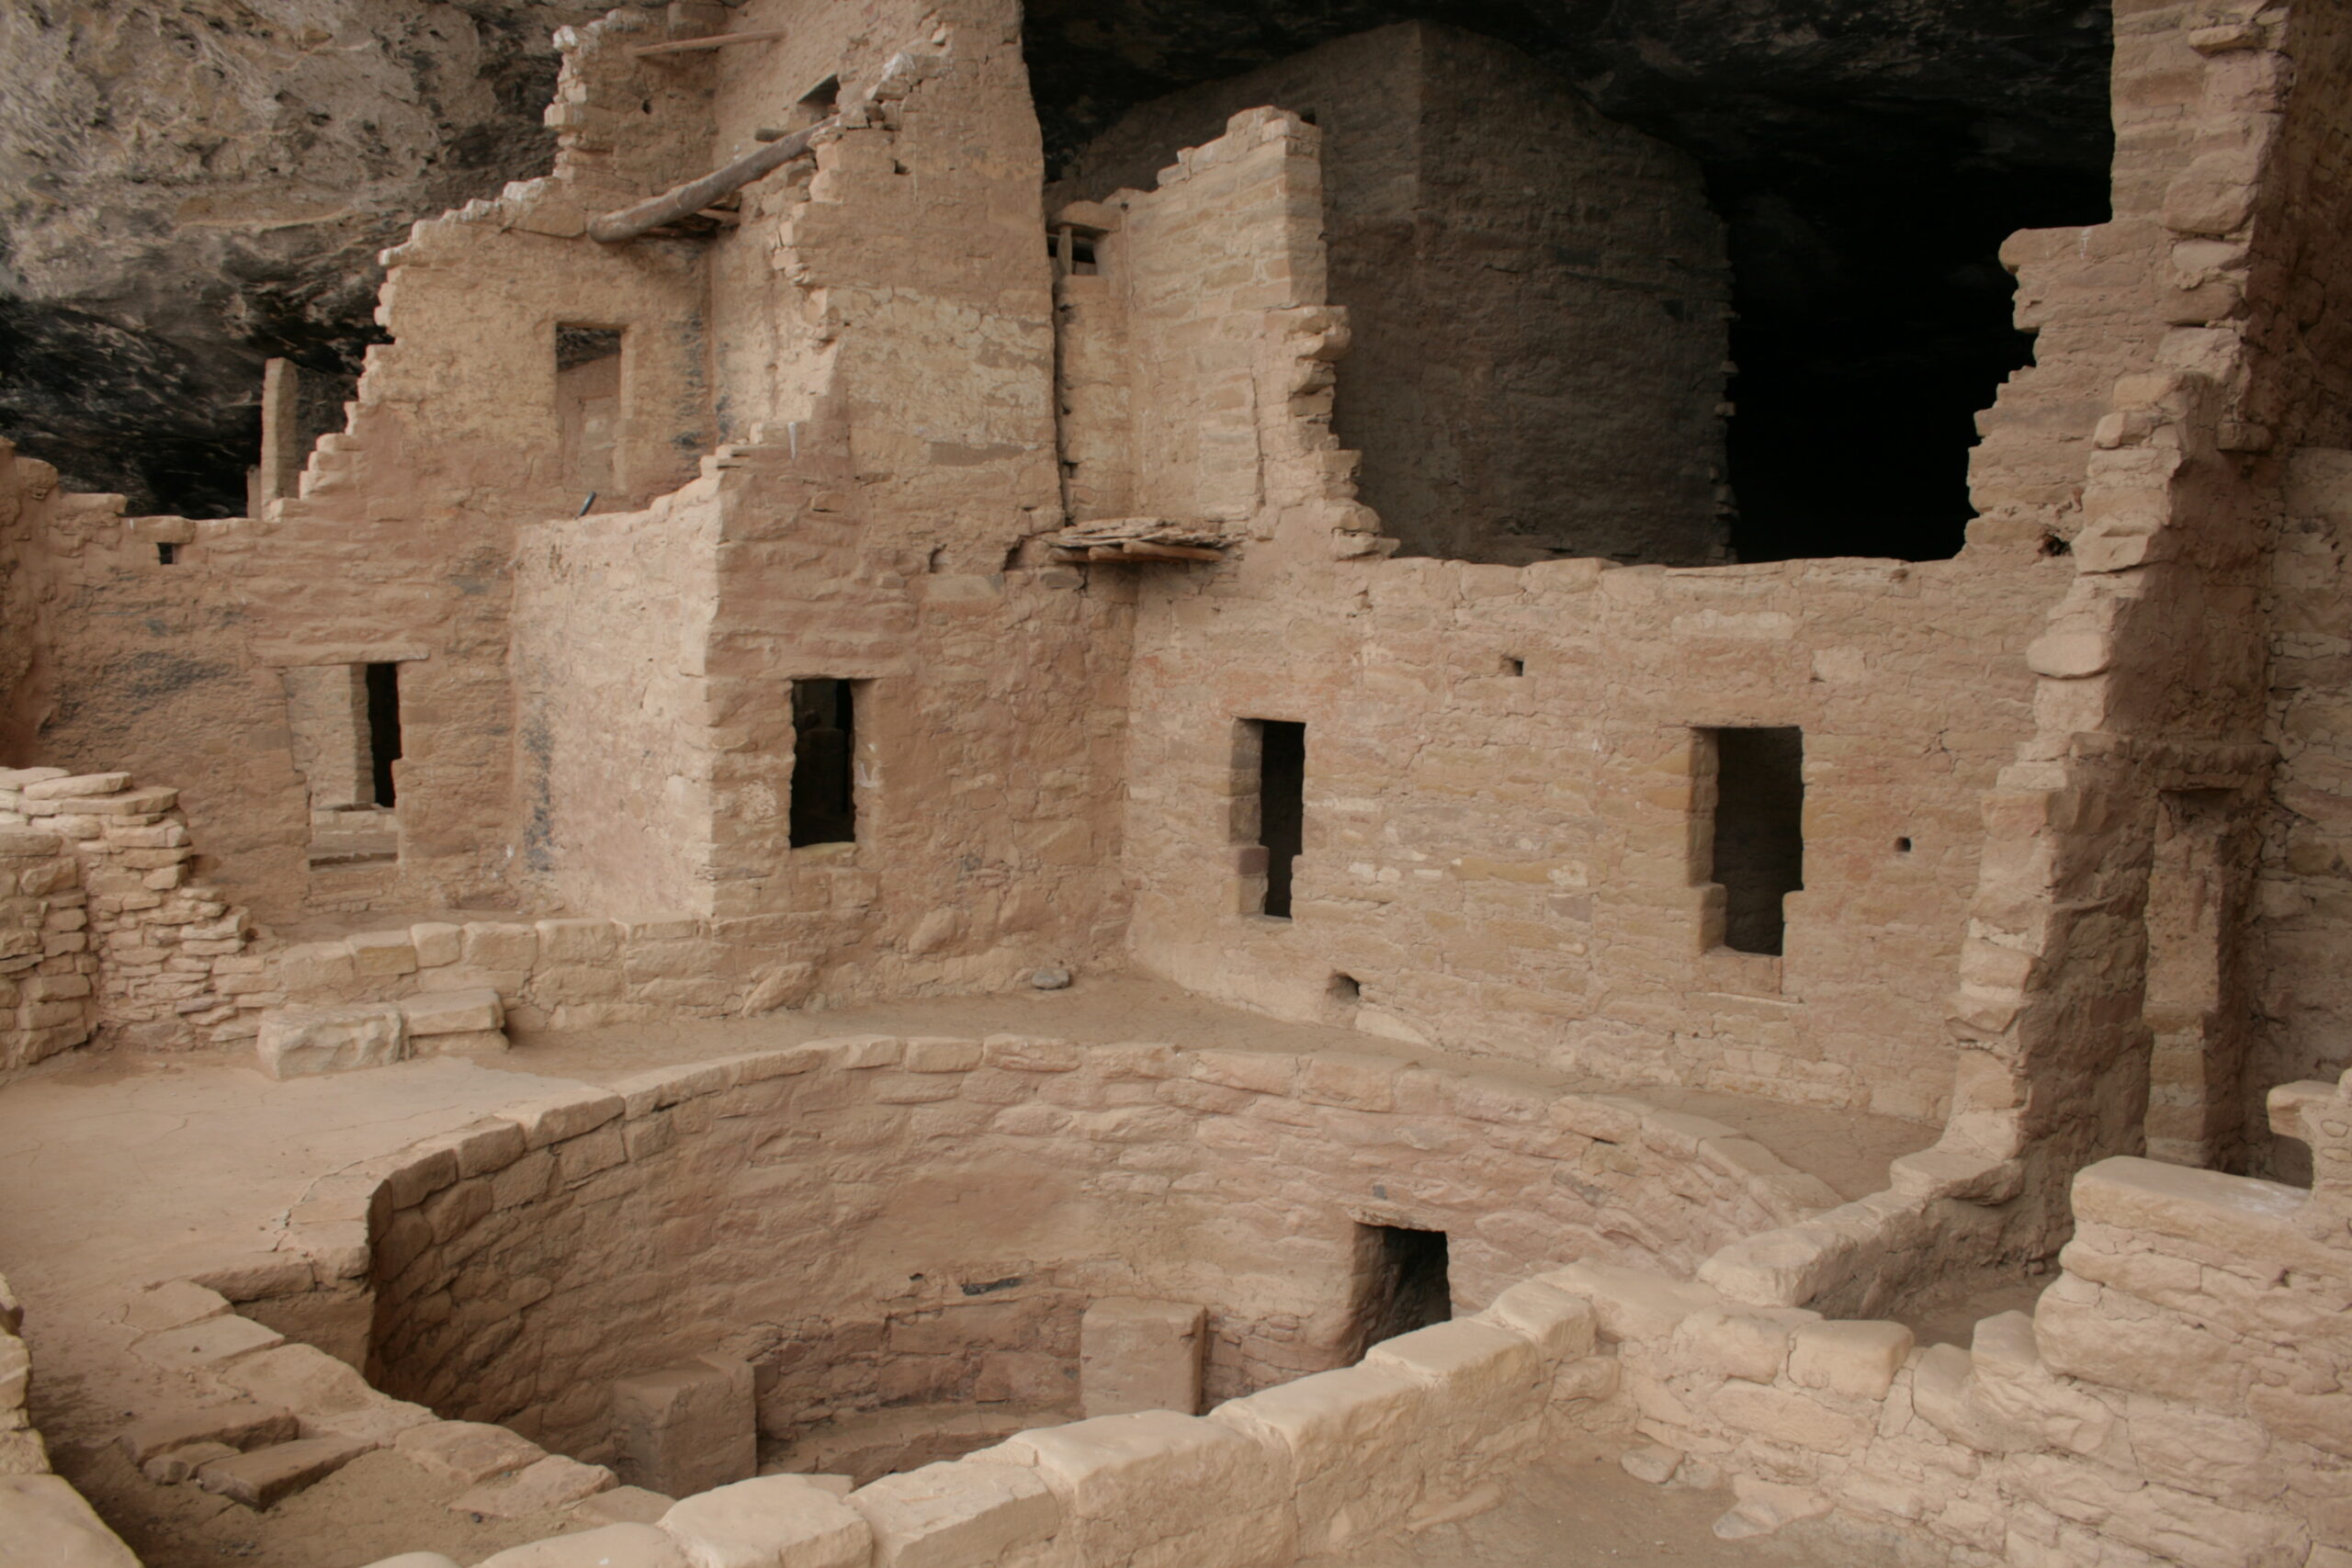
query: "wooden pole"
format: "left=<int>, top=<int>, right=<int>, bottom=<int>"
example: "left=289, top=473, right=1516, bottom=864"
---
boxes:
left=629, top=28, right=787, bottom=58
left=586, top=118, right=837, bottom=243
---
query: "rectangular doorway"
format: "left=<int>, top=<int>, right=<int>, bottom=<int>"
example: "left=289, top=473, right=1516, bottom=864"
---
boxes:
left=1346, top=1223, right=1450, bottom=1361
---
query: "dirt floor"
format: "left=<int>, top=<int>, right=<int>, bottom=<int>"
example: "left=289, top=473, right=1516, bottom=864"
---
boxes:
left=0, top=974, right=1946, bottom=1568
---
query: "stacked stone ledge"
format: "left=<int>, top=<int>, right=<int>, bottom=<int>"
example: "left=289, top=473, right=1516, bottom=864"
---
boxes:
left=0, top=766, right=255, bottom=1066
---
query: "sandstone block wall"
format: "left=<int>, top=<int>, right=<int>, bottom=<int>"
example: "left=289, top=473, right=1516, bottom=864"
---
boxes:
left=1051, top=22, right=1732, bottom=566
left=0, top=766, right=254, bottom=1066
left=1123, top=552, right=2063, bottom=1122
left=334, top=1037, right=1836, bottom=1466
left=2259, top=448, right=2352, bottom=1179
left=0, top=821, right=93, bottom=1072
left=1566, top=1128, right=2352, bottom=1568
left=189, top=1055, right=2343, bottom=1568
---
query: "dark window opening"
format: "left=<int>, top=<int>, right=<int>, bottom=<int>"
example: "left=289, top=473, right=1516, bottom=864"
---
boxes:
left=1023, top=12, right=2112, bottom=568
left=156, top=543, right=177, bottom=565
left=789, top=679, right=857, bottom=847
left=1329, top=972, right=1361, bottom=1004
left=1504, top=656, right=1525, bottom=676
left=1895, top=836, right=1913, bottom=854
left=797, top=75, right=842, bottom=124
left=1347, top=1224, right=1450, bottom=1361
left=364, top=662, right=402, bottom=808
left=1250, top=719, right=1306, bottom=919
left=1705, top=727, right=1804, bottom=956
left=1049, top=229, right=1101, bottom=275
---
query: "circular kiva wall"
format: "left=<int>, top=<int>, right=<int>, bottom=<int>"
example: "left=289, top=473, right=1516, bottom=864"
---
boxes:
left=360, top=1036, right=1840, bottom=1465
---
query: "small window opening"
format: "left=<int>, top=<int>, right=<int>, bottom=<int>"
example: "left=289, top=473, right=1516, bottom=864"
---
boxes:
left=1329, top=973, right=1361, bottom=1004
left=1702, top=727, right=1804, bottom=956
left=1894, top=836, right=1913, bottom=854
left=789, top=678, right=857, bottom=847
left=284, top=662, right=401, bottom=867
left=156, top=543, right=177, bottom=565
left=365, top=663, right=402, bottom=808
left=1250, top=719, right=1306, bottom=919
left=1504, top=656, right=1525, bottom=676
left=2040, top=531, right=2073, bottom=558
left=1048, top=229, right=1101, bottom=276
left=795, top=75, right=841, bottom=126
left=557, top=324, right=624, bottom=509
left=1346, top=1224, right=1450, bottom=1362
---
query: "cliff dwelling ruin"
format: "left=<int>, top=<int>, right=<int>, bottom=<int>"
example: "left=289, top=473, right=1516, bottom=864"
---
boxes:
left=0, top=1, right=2346, bottom=1565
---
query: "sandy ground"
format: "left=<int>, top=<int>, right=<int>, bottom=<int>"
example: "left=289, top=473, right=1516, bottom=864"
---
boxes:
left=0, top=975, right=1940, bottom=1568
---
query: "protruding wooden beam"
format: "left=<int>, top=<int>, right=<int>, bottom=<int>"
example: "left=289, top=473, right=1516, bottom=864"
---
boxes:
left=587, top=118, right=837, bottom=243
left=630, top=28, right=786, bottom=58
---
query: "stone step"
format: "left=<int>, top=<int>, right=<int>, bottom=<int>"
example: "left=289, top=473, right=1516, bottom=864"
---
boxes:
left=196, top=1434, right=376, bottom=1508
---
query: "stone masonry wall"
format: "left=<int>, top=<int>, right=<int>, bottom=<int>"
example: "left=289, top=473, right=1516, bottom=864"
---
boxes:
left=340, top=1037, right=1837, bottom=1465
left=0, top=767, right=258, bottom=1060
left=210, top=1055, right=2346, bottom=1568
left=1123, top=553, right=2064, bottom=1123
left=1050, top=22, right=1731, bottom=567
left=0, top=816, right=89, bottom=1073
left=2256, top=448, right=2352, bottom=1180
left=1905, top=0, right=2307, bottom=1247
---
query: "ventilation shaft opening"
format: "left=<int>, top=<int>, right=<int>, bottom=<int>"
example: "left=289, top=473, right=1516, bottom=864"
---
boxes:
left=1348, top=1224, right=1451, bottom=1361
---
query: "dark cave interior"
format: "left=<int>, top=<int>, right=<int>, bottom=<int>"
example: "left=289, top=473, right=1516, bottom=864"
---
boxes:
left=0, top=1, right=2115, bottom=550
left=1024, top=0, right=2116, bottom=563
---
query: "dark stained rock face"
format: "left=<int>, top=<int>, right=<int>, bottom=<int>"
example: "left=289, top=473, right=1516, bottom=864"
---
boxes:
left=0, top=0, right=605, bottom=514
left=0, top=0, right=2113, bottom=545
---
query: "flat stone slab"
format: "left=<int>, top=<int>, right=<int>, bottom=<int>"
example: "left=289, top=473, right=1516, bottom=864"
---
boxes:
left=256, top=1004, right=409, bottom=1079
left=132, top=1315, right=284, bottom=1374
left=119, top=1398, right=298, bottom=1463
left=394, top=1419, right=545, bottom=1486
left=450, top=1454, right=615, bottom=1519
left=401, top=987, right=503, bottom=1038
left=477, top=1524, right=683, bottom=1568
left=660, top=1476, right=871, bottom=1568
left=197, top=1435, right=375, bottom=1508
left=573, top=1485, right=677, bottom=1526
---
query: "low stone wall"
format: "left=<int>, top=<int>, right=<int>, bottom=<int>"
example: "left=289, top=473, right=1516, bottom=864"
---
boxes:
left=53, top=1056, right=2352, bottom=1568
left=270, top=913, right=749, bottom=1031
left=0, top=822, right=92, bottom=1070
left=334, top=1036, right=1838, bottom=1465
left=370, top=1066, right=2349, bottom=1568
left=0, top=766, right=255, bottom=1065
